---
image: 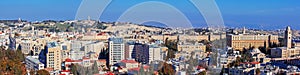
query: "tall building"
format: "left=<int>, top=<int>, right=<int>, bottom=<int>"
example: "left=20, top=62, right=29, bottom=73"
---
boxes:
left=271, top=26, right=300, bottom=58
left=285, top=26, right=292, bottom=48
left=125, top=41, right=135, bottom=59
left=227, top=34, right=278, bottom=50
left=45, top=42, right=61, bottom=70
left=108, top=38, right=125, bottom=65
left=127, top=42, right=163, bottom=64
left=148, top=44, right=163, bottom=63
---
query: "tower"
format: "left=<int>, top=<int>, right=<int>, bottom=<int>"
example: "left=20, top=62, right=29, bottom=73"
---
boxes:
left=108, top=38, right=125, bottom=65
left=18, top=18, right=22, bottom=23
left=88, top=16, right=91, bottom=21
left=285, top=26, right=292, bottom=48
left=242, top=26, right=246, bottom=34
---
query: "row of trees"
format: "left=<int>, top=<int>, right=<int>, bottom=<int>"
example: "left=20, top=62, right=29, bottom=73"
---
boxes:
left=70, top=61, right=99, bottom=75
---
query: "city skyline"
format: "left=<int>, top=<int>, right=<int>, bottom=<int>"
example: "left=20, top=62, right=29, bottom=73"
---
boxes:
left=0, top=0, right=300, bottom=30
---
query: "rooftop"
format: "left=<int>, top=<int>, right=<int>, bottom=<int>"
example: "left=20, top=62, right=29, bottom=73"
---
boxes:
left=47, top=42, right=58, bottom=48
left=26, top=56, right=42, bottom=64
left=109, top=38, right=123, bottom=44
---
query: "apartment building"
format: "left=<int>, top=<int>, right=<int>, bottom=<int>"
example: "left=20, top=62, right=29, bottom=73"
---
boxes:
left=109, top=37, right=125, bottom=65
left=46, top=42, right=62, bottom=70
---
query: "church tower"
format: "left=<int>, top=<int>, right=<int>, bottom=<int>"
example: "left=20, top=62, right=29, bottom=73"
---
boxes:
left=285, top=26, right=292, bottom=48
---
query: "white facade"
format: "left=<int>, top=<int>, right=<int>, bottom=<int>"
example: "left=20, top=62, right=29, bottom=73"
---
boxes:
left=25, top=56, right=44, bottom=71
left=109, top=38, right=125, bottom=65
left=149, top=45, right=162, bottom=63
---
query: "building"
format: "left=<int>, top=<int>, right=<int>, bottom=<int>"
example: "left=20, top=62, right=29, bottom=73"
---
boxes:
left=177, top=42, right=206, bottom=52
left=134, top=43, right=148, bottom=64
left=271, top=26, right=300, bottom=58
left=69, top=41, right=93, bottom=60
left=25, top=56, right=45, bottom=71
left=108, top=38, right=125, bottom=65
left=20, top=39, right=33, bottom=55
left=227, top=34, right=278, bottom=50
left=61, top=42, right=71, bottom=61
left=125, top=41, right=135, bottom=59
left=128, top=42, right=163, bottom=64
left=285, top=26, right=292, bottom=48
left=45, top=42, right=62, bottom=70
left=228, top=62, right=260, bottom=75
left=118, top=59, right=139, bottom=69
left=84, top=41, right=105, bottom=56
left=148, top=44, right=163, bottom=63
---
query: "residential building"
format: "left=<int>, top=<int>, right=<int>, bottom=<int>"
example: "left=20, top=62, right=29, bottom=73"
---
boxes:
left=148, top=44, right=163, bottom=63
left=125, top=41, right=135, bottom=59
left=108, top=37, right=125, bottom=65
left=45, top=42, right=62, bottom=70
left=118, top=59, right=139, bottom=69
left=25, top=56, right=45, bottom=71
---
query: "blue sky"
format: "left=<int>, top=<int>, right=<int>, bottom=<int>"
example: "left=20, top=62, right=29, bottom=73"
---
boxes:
left=0, top=0, right=299, bottom=30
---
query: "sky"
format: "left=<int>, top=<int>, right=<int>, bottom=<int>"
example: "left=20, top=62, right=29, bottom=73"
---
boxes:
left=0, top=0, right=300, bottom=30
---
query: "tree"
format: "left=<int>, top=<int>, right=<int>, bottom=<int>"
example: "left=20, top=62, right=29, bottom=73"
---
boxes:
left=92, top=61, right=99, bottom=74
left=30, top=70, right=35, bottom=75
left=187, top=52, right=198, bottom=74
left=220, top=66, right=225, bottom=75
left=37, top=69, right=50, bottom=75
left=198, top=71, right=206, bottom=75
left=70, top=64, right=78, bottom=75
left=139, top=65, right=145, bottom=75
left=0, top=48, right=26, bottom=75
left=158, top=63, right=175, bottom=75
left=16, top=50, right=25, bottom=61
left=255, top=68, right=261, bottom=75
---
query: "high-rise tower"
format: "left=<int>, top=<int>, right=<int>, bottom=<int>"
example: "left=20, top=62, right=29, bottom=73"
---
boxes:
left=108, top=38, right=125, bottom=65
left=285, top=26, right=292, bottom=48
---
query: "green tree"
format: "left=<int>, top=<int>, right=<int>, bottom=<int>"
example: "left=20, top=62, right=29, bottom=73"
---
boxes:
left=70, top=64, right=78, bottom=75
left=92, top=61, right=99, bottom=74
left=139, top=65, right=145, bottom=75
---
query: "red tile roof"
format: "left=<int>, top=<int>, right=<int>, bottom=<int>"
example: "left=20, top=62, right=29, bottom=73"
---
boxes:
left=65, top=58, right=82, bottom=62
left=120, top=59, right=138, bottom=63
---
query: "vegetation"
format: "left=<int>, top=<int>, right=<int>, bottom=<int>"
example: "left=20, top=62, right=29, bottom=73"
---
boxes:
left=186, top=52, right=198, bottom=74
left=198, top=71, right=206, bottom=75
left=164, top=38, right=177, bottom=60
left=158, top=63, right=175, bottom=75
left=36, top=69, right=50, bottom=75
left=255, top=68, right=261, bottom=75
left=69, top=63, right=99, bottom=75
left=0, top=48, right=26, bottom=75
left=93, top=22, right=107, bottom=29
left=164, top=38, right=178, bottom=51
